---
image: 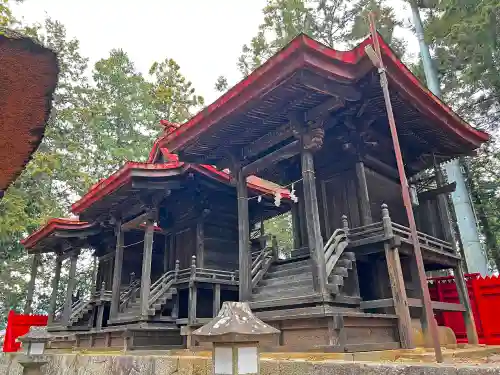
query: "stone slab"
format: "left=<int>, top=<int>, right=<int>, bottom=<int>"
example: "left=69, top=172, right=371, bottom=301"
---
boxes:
left=1, top=352, right=500, bottom=375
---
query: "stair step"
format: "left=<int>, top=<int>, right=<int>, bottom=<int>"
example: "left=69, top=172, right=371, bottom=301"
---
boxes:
left=258, top=273, right=311, bottom=287
left=266, top=264, right=311, bottom=278
left=329, top=274, right=344, bottom=287
left=336, top=259, right=353, bottom=269
left=250, top=293, right=324, bottom=309
left=342, top=252, right=356, bottom=261
left=332, top=267, right=348, bottom=277
left=253, top=279, right=312, bottom=295
left=269, top=258, right=310, bottom=271
left=252, top=285, right=314, bottom=300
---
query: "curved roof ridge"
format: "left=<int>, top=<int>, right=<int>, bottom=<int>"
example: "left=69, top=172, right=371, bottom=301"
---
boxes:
left=21, top=218, right=94, bottom=249
left=147, top=32, right=487, bottom=161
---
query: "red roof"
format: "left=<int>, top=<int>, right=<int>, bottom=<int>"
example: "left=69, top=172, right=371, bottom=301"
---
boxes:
left=71, top=160, right=289, bottom=215
left=22, top=217, right=166, bottom=250
left=21, top=218, right=93, bottom=249
left=148, top=32, right=488, bottom=162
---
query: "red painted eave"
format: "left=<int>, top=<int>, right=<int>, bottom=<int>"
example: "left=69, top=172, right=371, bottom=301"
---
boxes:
left=71, top=161, right=183, bottom=215
left=21, top=218, right=93, bottom=249
left=151, top=32, right=488, bottom=155
left=71, top=159, right=290, bottom=216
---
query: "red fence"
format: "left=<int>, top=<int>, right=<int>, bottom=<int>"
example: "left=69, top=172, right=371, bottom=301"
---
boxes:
left=428, top=274, right=500, bottom=345
left=2, top=310, right=48, bottom=352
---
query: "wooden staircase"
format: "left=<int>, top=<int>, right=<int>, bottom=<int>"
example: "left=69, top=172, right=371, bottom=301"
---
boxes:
left=250, top=224, right=356, bottom=310
left=112, top=270, right=178, bottom=324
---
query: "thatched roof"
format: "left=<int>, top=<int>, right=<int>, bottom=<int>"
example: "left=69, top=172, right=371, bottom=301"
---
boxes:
left=0, top=29, right=59, bottom=195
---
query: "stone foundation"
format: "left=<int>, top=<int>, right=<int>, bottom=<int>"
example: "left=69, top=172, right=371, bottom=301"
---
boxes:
left=1, top=351, right=500, bottom=375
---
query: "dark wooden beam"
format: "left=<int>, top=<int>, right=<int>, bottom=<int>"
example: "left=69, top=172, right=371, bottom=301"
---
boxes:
left=454, top=264, right=479, bottom=344
left=110, top=222, right=124, bottom=320
left=363, top=155, right=399, bottom=181
left=242, top=140, right=300, bottom=176
left=360, top=298, right=394, bottom=310
left=385, top=244, right=414, bottom=349
left=301, top=146, right=328, bottom=295
left=305, top=96, right=345, bottom=122
left=241, top=98, right=343, bottom=162
left=298, top=71, right=361, bottom=101
left=130, top=180, right=181, bottom=190
left=139, top=219, right=154, bottom=319
left=418, top=182, right=456, bottom=202
left=355, top=161, right=372, bottom=226
left=235, top=167, right=251, bottom=302
left=121, top=211, right=151, bottom=231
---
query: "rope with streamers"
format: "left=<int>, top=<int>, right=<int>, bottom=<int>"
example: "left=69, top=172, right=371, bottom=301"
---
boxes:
left=248, top=177, right=303, bottom=207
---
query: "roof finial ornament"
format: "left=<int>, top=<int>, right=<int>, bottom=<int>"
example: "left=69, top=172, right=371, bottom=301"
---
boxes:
left=160, top=119, right=182, bottom=135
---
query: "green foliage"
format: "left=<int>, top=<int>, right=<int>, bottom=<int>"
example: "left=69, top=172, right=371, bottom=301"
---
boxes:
left=264, top=213, right=294, bottom=257
left=0, top=5, right=204, bottom=326
left=238, top=0, right=406, bottom=75
left=214, top=75, right=228, bottom=93
left=422, top=0, right=500, bottom=271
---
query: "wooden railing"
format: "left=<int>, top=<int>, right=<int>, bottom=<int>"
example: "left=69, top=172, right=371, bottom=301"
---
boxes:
left=324, top=228, right=349, bottom=277
left=69, top=299, right=90, bottom=322
left=148, top=269, right=176, bottom=308
left=391, top=222, right=455, bottom=253
left=119, top=278, right=141, bottom=312
left=250, top=236, right=277, bottom=288
left=346, top=204, right=456, bottom=256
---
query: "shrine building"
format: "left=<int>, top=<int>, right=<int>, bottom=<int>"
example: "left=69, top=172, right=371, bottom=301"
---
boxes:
left=21, top=32, right=488, bottom=352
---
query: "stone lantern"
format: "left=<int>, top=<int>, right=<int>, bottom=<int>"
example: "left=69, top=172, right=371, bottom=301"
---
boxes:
left=192, top=301, right=279, bottom=375
left=17, top=326, right=51, bottom=375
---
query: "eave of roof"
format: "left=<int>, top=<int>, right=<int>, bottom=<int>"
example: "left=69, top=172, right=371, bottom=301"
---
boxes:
left=149, top=32, right=488, bottom=162
left=71, top=160, right=289, bottom=216
left=0, top=30, right=59, bottom=193
left=21, top=218, right=94, bottom=250
left=71, top=161, right=184, bottom=215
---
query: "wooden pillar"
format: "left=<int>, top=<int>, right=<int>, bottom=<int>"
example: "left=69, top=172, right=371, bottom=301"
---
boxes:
left=382, top=204, right=414, bottom=348
left=168, top=234, right=176, bottom=271
left=213, top=283, right=221, bottom=317
left=195, top=216, right=205, bottom=268
left=163, top=234, right=169, bottom=273
left=355, top=161, right=372, bottom=225
left=24, top=254, right=40, bottom=314
left=48, top=255, right=62, bottom=324
left=235, top=167, right=251, bottom=301
left=96, top=282, right=106, bottom=330
left=110, top=222, right=124, bottom=320
left=454, top=264, right=479, bottom=344
left=301, top=146, right=328, bottom=295
left=91, top=255, right=98, bottom=292
left=188, top=255, right=197, bottom=325
left=320, top=180, right=331, bottom=238
left=139, top=217, right=155, bottom=320
left=63, top=251, right=79, bottom=326
left=291, top=203, right=301, bottom=250
left=434, top=162, right=455, bottom=243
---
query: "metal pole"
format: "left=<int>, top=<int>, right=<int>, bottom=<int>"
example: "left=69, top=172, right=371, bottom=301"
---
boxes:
left=409, top=1, right=489, bottom=276
left=367, top=13, right=443, bottom=362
